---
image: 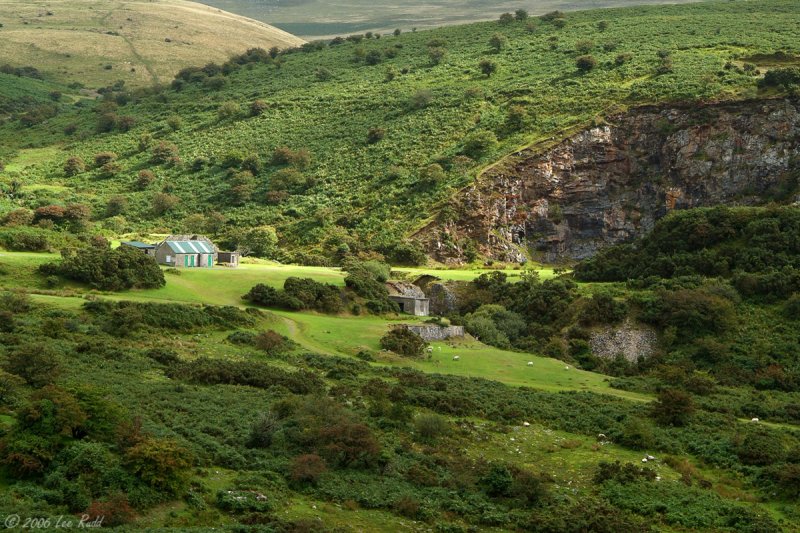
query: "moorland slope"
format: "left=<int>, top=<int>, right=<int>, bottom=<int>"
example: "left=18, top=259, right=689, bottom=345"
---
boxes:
left=0, top=0, right=304, bottom=87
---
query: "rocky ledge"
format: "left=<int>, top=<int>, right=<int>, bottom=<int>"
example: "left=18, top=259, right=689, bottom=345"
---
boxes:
left=418, top=98, right=800, bottom=263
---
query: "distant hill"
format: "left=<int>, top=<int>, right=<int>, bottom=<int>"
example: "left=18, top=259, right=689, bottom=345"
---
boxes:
left=0, top=0, right=305, bottom=88
left=198, top=0, right=707, bottom=39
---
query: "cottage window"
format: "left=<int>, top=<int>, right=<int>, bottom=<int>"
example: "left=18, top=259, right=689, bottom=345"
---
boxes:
left=166, top=255, right=173, bottom=262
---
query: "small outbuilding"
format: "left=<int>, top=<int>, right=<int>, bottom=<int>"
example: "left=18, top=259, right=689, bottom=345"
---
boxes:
left=217, top=251, right=240, bottom=268
left=120, top=241, right=156, bottom=257
left=386, top=281, right=430, bottom=316
left=154, top=234, right=217, bottom=268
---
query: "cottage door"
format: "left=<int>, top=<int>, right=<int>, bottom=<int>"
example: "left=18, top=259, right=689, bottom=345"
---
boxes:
left=207, top=255, right=213, bottom=267
left=184, top=255, right=189, bottom=267
left=190, top=255, right=196, bottom=267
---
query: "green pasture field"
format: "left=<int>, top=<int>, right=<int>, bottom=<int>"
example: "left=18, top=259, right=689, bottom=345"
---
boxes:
left=0, top=250, right=643, bottom=400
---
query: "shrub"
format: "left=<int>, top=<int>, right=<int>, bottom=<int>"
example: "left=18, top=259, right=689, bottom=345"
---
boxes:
left=3, top=343, right=61, bottom=386
left=479, top=59, right=497, bottom=77
left=250, top=99, right=269, bottom=116
left=40, top=245, right=165, bottom=291
left=152, top=192, right=179, bottom=215
left=136, top=169, right=155, bottom=189
left=247, top=411, right=279, bottom=448
left=413, top=413, right=449, bottom=442
left=489, top=33, right=508, bottom=52
left=64, top=156, right=86, bottom=177
left=366, top=127, right=385, bottom=144
left=498, top=12, right=514, bottom=25
left=576, top=55, right=598, bottom=72
left=290, top=454, right=327, bottom=484
left=380, top=327, right=427, bottom=357
left=124, top=437, right=193, bottom=495
left=410, top=89, right=433, bottom=109
left=482, top=463, right=513, bottom=496
left=651, top=389, right=694, bottom=426
left=217, top=101, right=241, bottom=121
left=93, top=152, right=117, bottom=167
left=150, top=141, right=179, bottom=164
left=463, top=130, right=498, bottom=158
left=254, top=330, right=289, bottom=354
left=428, top=47, right=446, bottom=65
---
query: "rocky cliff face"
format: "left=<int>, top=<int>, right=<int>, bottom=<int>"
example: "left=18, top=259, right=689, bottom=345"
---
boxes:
left=419, top=98, right=800, bottom=263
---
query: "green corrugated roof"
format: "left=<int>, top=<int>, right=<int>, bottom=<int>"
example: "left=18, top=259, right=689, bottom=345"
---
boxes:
left=121, top=241, right=155, bottom=249
left=165, top=240, right=214, bottom=254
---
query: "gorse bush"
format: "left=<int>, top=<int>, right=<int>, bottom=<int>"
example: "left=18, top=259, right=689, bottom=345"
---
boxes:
left=40, top=245, right=165, bottom=291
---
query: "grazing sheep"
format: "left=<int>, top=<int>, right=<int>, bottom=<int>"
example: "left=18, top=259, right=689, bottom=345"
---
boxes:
left=564, top=365, right=570, bottom=370
left=656, top=476, right=661, bottom=481
left=647, top=455, right=655, bottom=460
left=523, top=422, right=530, bottom=427
left=597, top=433, right=607, bottom=440
left=751, top=417, right=760, bottom=422
left=453, top=355, right=460, bottom=361
left=641, top=458, right=648, bottom=463
left=527, top=361, right=534, bottom=366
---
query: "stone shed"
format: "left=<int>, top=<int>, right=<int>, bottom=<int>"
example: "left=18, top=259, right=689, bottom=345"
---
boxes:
left=386, top=281, right=430, bottom=316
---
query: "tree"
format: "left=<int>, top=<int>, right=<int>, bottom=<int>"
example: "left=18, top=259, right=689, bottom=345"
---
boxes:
left=515, top=9, right=528, bottom=21
left=166, top=115, right=183, bottom=131
left=576, top=55, right=598, bottom=72
left=479, top=59, right=497, bottom=77
left=393, top=28, right=401, bottom=36
left=63, top=156, right=85, bottom=177
left=93, top=152, right=117, bottom=167
left=651, top=388, right=694, bottom=426
left=489, top=33, right=508, bottom=52
left=498, top=12, right=514, bottom=25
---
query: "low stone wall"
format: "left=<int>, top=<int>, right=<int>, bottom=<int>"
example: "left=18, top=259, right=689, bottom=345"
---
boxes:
left=405, top=324, right=465, bottom=342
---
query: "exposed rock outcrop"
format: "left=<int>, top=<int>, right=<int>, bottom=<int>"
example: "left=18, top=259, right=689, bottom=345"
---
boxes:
left=418, top=98, right=800, bottom=263
left=589, top=320, right=657, bottom=362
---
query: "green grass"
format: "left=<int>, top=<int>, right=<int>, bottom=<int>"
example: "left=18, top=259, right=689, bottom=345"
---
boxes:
left=3, top=250, right=643, bottom=400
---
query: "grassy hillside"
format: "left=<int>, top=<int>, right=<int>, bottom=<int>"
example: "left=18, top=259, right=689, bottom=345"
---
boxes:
left=0, top=248, right=798, bottom=529
left=199, top=0, right=706, bottom=39
left=0, top=0, right=304, bottom=87
left=1, top=0, right=798, bottom=264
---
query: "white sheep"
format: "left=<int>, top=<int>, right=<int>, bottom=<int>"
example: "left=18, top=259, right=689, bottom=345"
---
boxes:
left=453, top=355, right=460, bottom=361
left=523, top=422, right=531, bottom=427
left=527, top=361, right=534, bottom=366
left=647, top=455, right=655, bottom=461
left=564, top=365, right=570, bottom=370
left=751, top=417, right=760, bottom=423
left=597, top=433, right=607, bottom=440
left=641, top=458, right=648, bottom=463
